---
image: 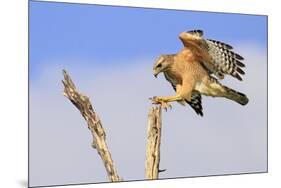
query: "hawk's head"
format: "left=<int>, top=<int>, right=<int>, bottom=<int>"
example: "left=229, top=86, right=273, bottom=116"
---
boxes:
left=153, top=55, right=174, bottom=78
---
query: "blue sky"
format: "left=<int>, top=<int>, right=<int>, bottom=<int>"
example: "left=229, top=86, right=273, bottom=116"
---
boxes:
left=29, top=1, right=267, bottom=79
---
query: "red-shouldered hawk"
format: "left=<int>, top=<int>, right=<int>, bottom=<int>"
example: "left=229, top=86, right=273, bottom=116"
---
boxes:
left=151, top=30, right=249, bottom=116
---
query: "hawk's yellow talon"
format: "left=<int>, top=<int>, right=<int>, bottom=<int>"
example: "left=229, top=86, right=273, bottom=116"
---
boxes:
left=150, top=96, right=172, bottom=111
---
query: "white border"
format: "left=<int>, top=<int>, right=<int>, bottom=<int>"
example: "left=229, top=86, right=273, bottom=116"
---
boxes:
left=0, top=0, right=279, bottom=188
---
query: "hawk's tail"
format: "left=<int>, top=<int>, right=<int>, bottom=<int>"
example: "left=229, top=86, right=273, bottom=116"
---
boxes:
left=223, top=86, right=249, bottom=105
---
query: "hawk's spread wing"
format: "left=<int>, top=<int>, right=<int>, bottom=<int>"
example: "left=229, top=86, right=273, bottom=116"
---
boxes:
left=179, top=30, right=245, bottom=81
left=164, top=72, right=203, bottom=116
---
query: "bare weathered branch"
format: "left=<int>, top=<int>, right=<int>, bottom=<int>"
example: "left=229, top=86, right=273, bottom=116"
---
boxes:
left=145, top=106, right=162, bottom=179
left=62, top=69, right=121, bottom=182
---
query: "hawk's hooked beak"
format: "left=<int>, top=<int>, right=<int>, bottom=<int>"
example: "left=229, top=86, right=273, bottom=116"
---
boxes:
left=153, top=69, right=160, bottom=78
left=153, top=70, right=159, bottom=78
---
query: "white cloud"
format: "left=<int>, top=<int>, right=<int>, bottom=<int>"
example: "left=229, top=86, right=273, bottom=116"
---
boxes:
left=29, top=44, right=267, bottom=186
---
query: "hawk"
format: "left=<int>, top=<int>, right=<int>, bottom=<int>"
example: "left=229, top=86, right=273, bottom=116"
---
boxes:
left=151, top=30, right=249, bottom=116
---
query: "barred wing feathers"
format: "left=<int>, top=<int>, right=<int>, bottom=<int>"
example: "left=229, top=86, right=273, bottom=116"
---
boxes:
left=179, top=30, right=246, bottom=81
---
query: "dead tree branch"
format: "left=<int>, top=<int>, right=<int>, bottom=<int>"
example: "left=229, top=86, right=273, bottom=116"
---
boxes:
left=145, top=106, right=162, bottom=179
left=62, top=69, right=121, bottom=182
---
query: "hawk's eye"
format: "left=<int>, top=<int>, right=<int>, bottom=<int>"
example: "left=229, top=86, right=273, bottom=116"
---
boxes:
left=156, top=64, right=162, bottom=68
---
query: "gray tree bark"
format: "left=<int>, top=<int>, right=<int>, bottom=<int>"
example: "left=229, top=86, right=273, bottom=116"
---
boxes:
left=62, top=70, right=121, bottom=182
left=145, top=106, right=162, bottom=179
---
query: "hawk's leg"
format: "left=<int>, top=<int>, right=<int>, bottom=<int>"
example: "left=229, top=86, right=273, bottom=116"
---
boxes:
left=150, top=95, right=183, bottom=111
